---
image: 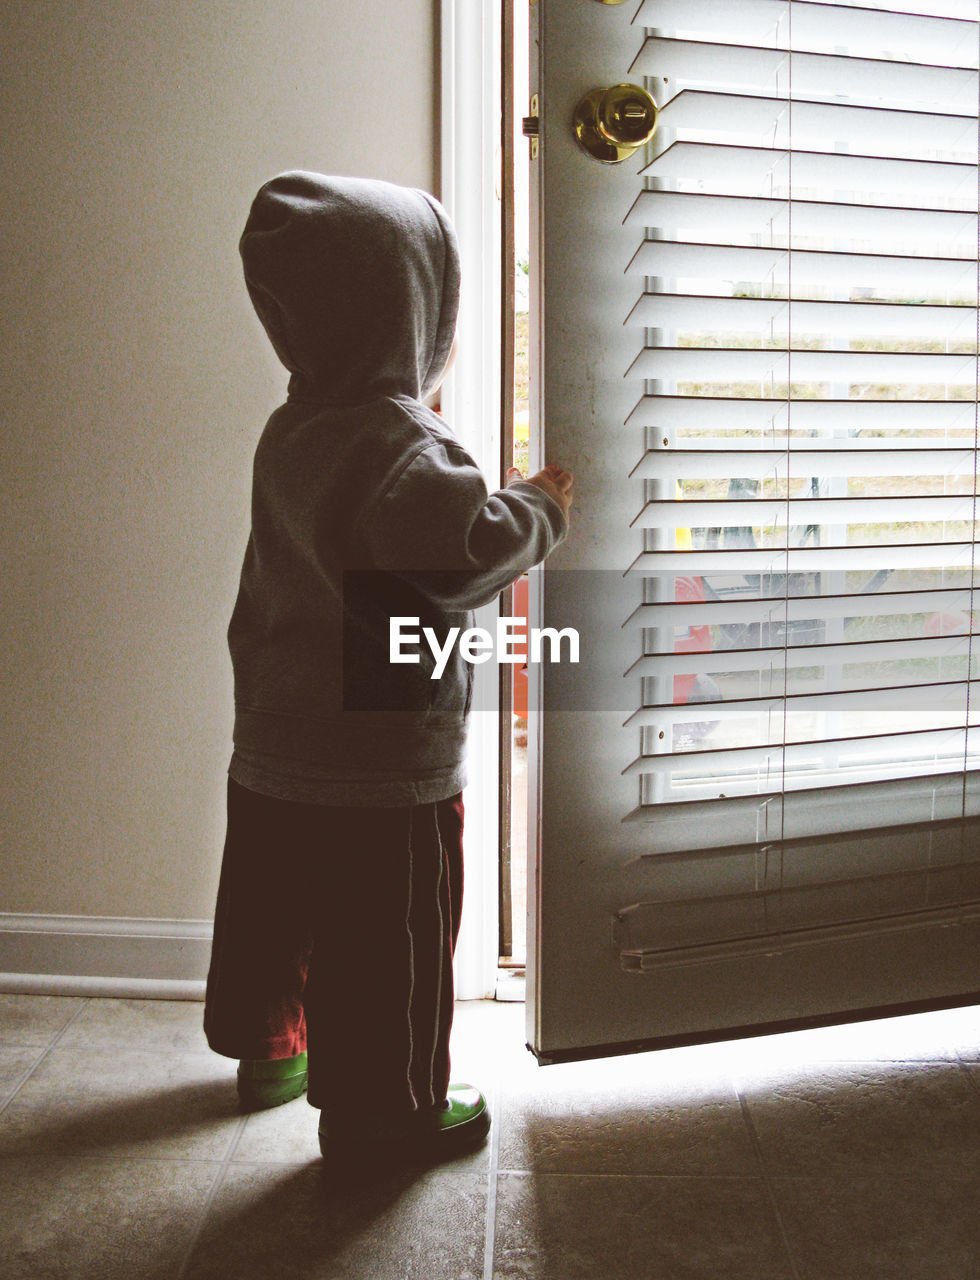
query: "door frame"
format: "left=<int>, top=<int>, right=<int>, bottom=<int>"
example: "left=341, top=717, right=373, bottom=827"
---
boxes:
left=439, top=0, right=504, bottom=999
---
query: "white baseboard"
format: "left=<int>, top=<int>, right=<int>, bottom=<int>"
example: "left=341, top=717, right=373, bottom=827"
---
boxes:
left=0, top=914, right=213, bottom=1000
left=0, top=973, right=206, bottom=1000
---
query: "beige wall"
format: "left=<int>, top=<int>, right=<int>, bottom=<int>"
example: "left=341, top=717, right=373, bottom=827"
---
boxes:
left=1, top=1, right=438, bottom=920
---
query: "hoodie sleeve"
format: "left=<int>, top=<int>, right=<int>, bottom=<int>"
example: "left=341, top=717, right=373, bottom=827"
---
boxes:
left=361, top=440, right=567, bottom=609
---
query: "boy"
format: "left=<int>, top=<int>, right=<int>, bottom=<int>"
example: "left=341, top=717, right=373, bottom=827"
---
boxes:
left=204, top=171, right=572, bottom=1160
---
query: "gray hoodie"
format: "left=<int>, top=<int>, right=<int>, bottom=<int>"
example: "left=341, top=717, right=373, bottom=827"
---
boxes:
left=228, top=171, right=566, bottom=806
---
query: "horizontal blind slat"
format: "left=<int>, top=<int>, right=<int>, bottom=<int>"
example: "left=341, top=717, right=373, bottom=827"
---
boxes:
left=638, top=706, right=969, bottom=735
left=656, top=91, right=979, bottom=156
left=644, top=142, right=979, bottom=210
left=626, top=241, right=978, bottom=300
left=636, top=0, right=979, bottom=65
left=625, top=190, right=978, bottom=248
left=626, top=589, right=977, bottom=629
left=628, top=293, right=977, bottom=341
left=631, top=634, right=975, bottom=678
left=630, top=543, right=978, bottom=572
left=631, top=346, right=979, bottom=383
left=634, top=494, right=978, bottom=528
left=631, top=447, right=977, bottom=480
left=632, top=37, right=979, bottom=109
left=626, top=396, right=977, bottom=432
left=624, top=724, right=977, bottom=777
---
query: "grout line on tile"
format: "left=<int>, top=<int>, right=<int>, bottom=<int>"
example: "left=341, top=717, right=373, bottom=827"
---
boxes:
left=807, top=1055, right=953, bottom=1065
left=482, top=1079, right=501, bottom=1280
left=0, top=1045, right=48, bottom=1114
left=958, top=1060, right=980, bottom=1095
left=173, top=1110, right=250, bottom=1280
left=735, top=1084, right=803, bottom=1280
left=493, top=1168, right=773, bottom=1183
left=0, top=997, right=92, bottom=1118
left=173, top=1039, right=254, bottom=1276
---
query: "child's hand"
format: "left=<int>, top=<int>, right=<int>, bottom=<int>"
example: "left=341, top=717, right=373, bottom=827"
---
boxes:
left=516, top=464, right=574, bottom=521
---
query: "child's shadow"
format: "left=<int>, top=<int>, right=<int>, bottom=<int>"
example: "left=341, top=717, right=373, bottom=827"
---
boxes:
left=0, top=1077, right=241, bottom=1158
left=180, top=1160, right=446, bottom=1280
left=4, top=1076, right=481, bottom=1277
left=177, top=1104, right=487, bottom=1279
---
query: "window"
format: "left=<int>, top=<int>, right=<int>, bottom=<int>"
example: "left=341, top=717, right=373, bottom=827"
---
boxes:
left=628, top=0, right=980, bottom=857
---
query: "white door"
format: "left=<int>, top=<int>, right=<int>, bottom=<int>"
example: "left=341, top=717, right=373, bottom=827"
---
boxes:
left=527, top=0, right=980, bottom=1063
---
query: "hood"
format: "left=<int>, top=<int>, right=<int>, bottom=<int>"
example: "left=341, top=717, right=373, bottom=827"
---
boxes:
left=239, top=171, right=460, bottom=404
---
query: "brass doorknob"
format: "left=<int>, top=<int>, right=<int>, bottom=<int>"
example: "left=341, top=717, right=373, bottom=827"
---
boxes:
left=573, top=83, right=658, bottom=164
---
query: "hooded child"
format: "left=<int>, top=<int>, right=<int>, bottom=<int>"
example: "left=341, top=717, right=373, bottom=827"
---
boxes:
left=203, top=171, right=572, bottom=1158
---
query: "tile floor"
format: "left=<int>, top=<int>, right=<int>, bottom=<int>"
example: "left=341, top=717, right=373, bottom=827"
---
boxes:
left=1, top=992, right=978, bottom=1278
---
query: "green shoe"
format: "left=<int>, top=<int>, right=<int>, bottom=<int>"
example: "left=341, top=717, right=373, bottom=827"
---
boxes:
left=317, top=1083, right=490, bottom=1160
left=431, top=1084, right=491, bottom=1144
left=237, top=1052, right=308, bottom=1111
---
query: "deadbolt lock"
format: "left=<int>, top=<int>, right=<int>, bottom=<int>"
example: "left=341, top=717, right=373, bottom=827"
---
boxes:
left=573, top=83, right=658, bottom=163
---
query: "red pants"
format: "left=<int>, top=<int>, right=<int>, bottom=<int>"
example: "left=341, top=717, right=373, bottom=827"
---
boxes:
left=204, top=778, right=464, bottom=1117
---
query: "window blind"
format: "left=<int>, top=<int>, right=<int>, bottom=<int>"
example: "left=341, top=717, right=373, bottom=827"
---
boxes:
left=621, top=0, right=980, bottom=868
